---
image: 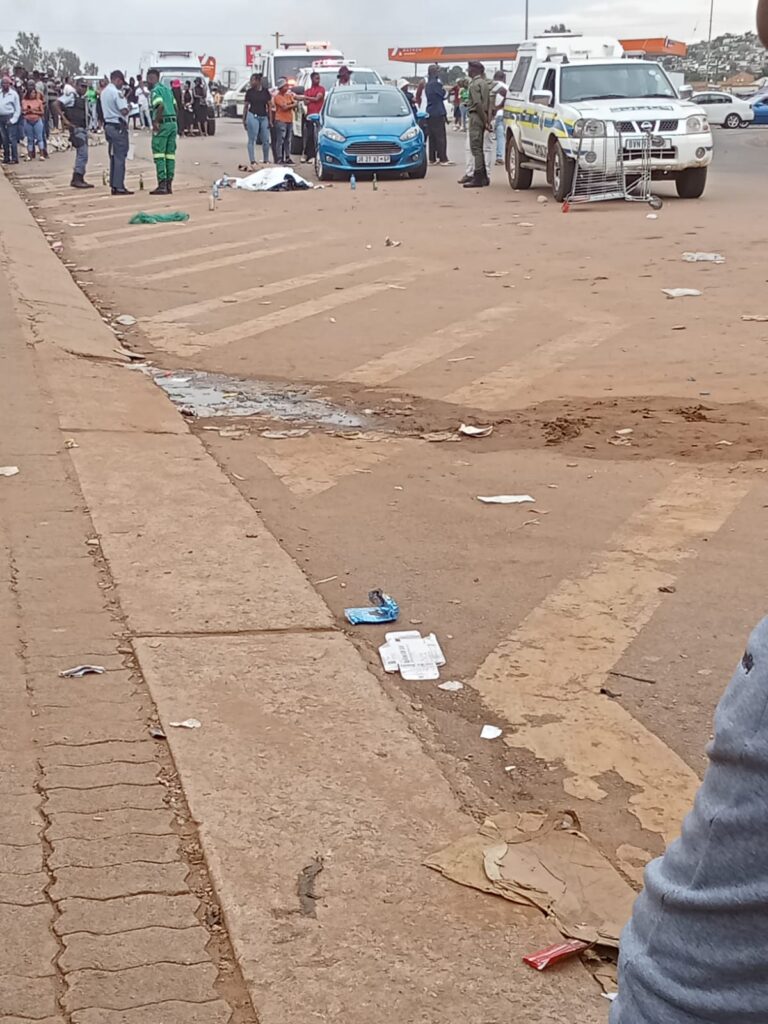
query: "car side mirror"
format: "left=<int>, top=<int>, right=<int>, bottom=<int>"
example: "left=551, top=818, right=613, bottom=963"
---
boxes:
left=307, top=113, right=321, bottom=123
left=531, top=89, right=553, bottom=106
left=416, top=110, right=428, bottom=120
left=679, top=85, right=693, bottom=100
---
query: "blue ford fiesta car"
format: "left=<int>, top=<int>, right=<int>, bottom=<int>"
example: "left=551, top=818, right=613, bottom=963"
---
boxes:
left=310, top=85, right=427, bottom=181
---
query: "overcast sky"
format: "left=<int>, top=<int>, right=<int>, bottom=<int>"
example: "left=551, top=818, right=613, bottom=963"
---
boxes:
left=1, top=0, right=758, bottom=77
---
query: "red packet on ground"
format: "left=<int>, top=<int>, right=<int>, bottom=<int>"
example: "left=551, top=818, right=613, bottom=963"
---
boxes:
left=523, top=939, right=590, bottom=971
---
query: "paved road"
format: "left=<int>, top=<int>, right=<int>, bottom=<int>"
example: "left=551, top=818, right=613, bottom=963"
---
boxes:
left=5, top=119, right=768, bottom=1018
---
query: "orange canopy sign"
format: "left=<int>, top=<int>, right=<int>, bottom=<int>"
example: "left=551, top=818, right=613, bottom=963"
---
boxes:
left=387, top=38, right=687, bottom=63
left=199, top=55, right=217, bottom=79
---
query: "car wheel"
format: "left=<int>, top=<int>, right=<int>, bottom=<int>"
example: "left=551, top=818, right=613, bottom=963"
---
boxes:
left=409, top=155, right=428, bottom=179
left=550, top=142, right=575, bottom=202
left=506, top=133, right=533, bottom=190
left=315, top=152, right=335, bottom=182
left=740, top=119, right=751, bottom=128
left=675, top=166, right=708, bottom=199
left=724, top=112, right=741, bottom=129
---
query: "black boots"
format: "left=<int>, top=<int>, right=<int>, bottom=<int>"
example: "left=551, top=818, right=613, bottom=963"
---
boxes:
left=463, top=163, right=490, bottom=188
left=70, top=173, right=94, bottom=190
left=150, top=181, right=169, bottom=195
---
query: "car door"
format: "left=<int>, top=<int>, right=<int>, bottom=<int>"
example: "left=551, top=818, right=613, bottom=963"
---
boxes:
left=524, top=66, right=555, bottom=161
left=754, top=100, right=768, bottom=125
left=708, top=94, right=729, bottom=126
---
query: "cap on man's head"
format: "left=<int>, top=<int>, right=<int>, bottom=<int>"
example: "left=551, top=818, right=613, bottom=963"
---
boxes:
left=468, top=60, right=485, bottom=73
left=277, top=77, right=288, bottom=87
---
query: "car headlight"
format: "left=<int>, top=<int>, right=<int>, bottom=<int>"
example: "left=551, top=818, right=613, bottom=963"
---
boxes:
left=400, top=125, right=420, bottom=141
left=322, top=128, right=346, bottom=143
left=573, top=118, right=606, bottom=138
left=686, top=114, right=709, bottom=133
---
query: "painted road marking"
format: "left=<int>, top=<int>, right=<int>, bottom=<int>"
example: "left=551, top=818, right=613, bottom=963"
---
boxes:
left=130, top=241, right=307, bottom=283
left=117, top=230, right=312, bottom=274
left=72, top=210, right=248, bottom=250
left=467, top=472, right=750, bottom=840
left=444, top=318, right=621, bottom=409
left=145, top=258, right=393, bottom=326
left=342, top=306, right=514, bottom=387
left=179, top=279, right=403, bottom=355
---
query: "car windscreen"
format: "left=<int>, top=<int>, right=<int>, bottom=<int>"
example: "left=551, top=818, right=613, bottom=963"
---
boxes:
left=315, top=69, right=379, bottom=90
left=327, top=89, right=409, bottom=118
left=560, top=63, right=677, bottom=103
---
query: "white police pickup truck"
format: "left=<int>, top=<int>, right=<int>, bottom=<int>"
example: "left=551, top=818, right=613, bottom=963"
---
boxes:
left=503, top=36, right=713, bottom=200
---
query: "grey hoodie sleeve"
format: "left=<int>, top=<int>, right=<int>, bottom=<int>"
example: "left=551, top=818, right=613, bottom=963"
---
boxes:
left=611, top=617, right=768, bottom=1024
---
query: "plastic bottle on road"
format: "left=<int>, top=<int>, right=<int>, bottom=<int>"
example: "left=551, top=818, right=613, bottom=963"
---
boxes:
left=373, top=174, right=378, bottom=191
left=350, top=174, right=357, bottom=191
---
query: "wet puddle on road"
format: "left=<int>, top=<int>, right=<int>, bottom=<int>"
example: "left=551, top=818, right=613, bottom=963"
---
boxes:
left=149, top=368, right=370, bottom=428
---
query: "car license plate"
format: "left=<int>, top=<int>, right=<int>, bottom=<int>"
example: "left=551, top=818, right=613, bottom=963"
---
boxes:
left=625, top=137, right=670, bottom=150
left=357, top=154, right=391, bottom=164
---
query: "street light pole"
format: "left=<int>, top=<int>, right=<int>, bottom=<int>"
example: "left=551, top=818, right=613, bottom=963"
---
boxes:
left=707, top=0, right=714, bottom=82
left=525, top=0, right=529, bottom=40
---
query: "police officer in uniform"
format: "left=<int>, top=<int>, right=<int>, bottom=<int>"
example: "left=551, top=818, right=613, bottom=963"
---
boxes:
left=463, top=60, right=492, bottom=188
left=146, top=67, right=178, bottom=194
left=58, top=78, right=93, bottom=189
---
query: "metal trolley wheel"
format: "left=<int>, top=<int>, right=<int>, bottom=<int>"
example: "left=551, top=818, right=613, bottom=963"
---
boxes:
left=648, top=195, right=663, bottom=211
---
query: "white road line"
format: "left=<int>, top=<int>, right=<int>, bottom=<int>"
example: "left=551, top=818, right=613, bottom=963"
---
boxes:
left=468, top=472, right=751, bottom=840
left=144, top=258, right=392, bottom=326
left=174, top=280, right=403, bottom=356
left=445, top=317, right=621, bottom=409
left=115, top=230, right=307, bottom=273
left=72, top=210, right=247, bottom=249
left=341, top=306, right=515, bottom=386
left=129, top=240, right=306, bottom=283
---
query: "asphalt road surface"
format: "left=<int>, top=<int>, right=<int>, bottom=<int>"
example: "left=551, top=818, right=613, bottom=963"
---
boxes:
left=12, top=118, right=768, bottom=888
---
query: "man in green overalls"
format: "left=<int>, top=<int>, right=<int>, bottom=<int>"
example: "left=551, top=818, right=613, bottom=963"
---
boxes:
left=464, top=60, right=493, bottom=189
left=146, top=68, right=177, bottom=194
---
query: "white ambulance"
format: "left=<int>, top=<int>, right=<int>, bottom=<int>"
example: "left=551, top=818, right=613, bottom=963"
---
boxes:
left=503, top=35, right=713, bottom=200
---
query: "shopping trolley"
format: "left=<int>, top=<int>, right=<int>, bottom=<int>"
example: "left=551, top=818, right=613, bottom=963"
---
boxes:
left=564, top=121, right=663, bottom=211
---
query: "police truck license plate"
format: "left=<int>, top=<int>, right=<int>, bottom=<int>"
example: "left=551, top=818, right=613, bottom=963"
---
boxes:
left=357, top=155, right=391, bottom=164
left=625, top=137, right=669, bottom=150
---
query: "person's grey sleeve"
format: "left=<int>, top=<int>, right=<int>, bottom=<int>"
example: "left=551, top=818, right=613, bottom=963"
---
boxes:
left=58, top=91, right=75, bottom=108
left=611, top=616, right=768, bottom=1024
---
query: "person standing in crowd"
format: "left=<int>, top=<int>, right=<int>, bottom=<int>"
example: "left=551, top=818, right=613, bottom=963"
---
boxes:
left=193, top=77, right=208, bottom=135
left=424, top=64, right=451, bottom=166
left=182, top=81, right=194, bottom=135
left=492, top=71, right=507, bottom=165
left=272, top=78, right=296, bottom=165
left=136, top=78, right=151, bottom=128
left=145, top=67, right=178, bottom=195
left=22, top=82, right=47, bottom=159
left=301, top=70, right=325, bottom=163
left=242, top=72, right=272, bottom=167
left=459, top=79, right=469, bottom=130
left=399, top=78, right=417, bottom=115
left=171, top=80, right=184, bottom=136
left=463, top=60, right=492, bottom=188
left=0, top=75, right=21, bottom=164
left=58, top=78, right=93, bottom=189
left=449, top=81, right=462, bottom=129
left=101, top=69, right=132, bottom=194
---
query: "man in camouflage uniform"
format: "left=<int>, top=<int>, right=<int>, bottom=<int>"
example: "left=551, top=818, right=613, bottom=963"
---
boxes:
left=463, top=60, right=492, bottom=188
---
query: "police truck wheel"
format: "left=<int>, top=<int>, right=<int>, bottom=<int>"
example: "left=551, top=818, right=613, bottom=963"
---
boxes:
left=550, top=143, right=574, bottom=202
left=506, top=134, right=533, bottom=190
left=675, top=167, right=708, bottom=199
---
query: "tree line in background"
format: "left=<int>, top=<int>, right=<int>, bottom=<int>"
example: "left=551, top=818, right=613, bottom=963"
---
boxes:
left=0, top=32, right=98, bottom=78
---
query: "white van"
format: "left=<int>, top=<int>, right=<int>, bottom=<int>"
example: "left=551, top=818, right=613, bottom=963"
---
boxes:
left=251, top=42, right=344, bottom=89
left=142, top=51, right=217, bottom=135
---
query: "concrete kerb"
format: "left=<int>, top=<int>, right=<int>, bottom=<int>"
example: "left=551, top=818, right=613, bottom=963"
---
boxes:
left=0, top=170, right=607, bottom=1023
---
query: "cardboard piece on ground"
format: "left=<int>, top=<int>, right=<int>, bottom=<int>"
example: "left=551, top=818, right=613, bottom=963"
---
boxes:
left=425, top=811, right=636, bottom=949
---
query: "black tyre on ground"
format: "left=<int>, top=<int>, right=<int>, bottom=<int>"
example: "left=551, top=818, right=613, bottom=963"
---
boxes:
left=506, top=133, right=533, bottom=190
left=408, top=155, right=428, bottom=179
left=314, top=152, right=336, bottom=182
left=550, top=142, right=575, bottom=202
left=675, top=166, right=708, bottom=199
left=206, top=118, right=216, bottom=137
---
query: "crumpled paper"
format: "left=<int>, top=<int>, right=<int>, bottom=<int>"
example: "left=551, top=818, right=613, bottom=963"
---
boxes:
left=425, top=811, right=636, bottom=949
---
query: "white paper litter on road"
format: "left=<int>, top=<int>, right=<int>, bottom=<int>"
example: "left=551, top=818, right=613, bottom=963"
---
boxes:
left=169, top=718, right=202, bottom=729
left=379, top=630, right=445, bottom=681
left=438, top=680, right=464, bottom=692
left=459, top=423, right=494, bottom=437
left=59, top=665, right=105, bottom=678
left=602, top=994, right=618, bottom=1002
left=646, top=213, right=658, bottom=219
left=615, top=428, right=633, bottom=436
left=662, top=288, right=701, bottom=299
left=741, top=315, right=768, bottom=322
left=0, top=466, right=20, bottom=477
left=481, top=725, right=503, bottom=740
left=477, top=494, right=535, bottom=504
left=260, top=429, right=309, bottom=439
left=113, top=314, right=137, bottom=326
left=682, top=251, right=724, bottom=263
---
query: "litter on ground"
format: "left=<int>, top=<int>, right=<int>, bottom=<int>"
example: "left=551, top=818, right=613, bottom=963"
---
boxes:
left=477, top=494, right=535, bottom=504
left=385, top=236, right=402, bottom=247
left=169, top=718, right=202, bottom=729
left=345, top=589, right=399, bottom=625
left=0, top=466, right=20, bottom=477
left=741, top=314, right=768, bottom=322
left=480, top=725, right=503, bottom=740
left=129, top=211, right=190, bottom=224
left=379, top=630, right=446, bottom=681
left=459, top=423, right=494, bottom=438
left=523, top=940, right=590, bottom=971
left=59, top=665, right=105, bottom=678
left=260, top=429, right=309, bottom=439
left=425, top=810, right=637, bottom=949
left=662, top=288, right=701, bottom=299
left=113, top=314, right=137, bottom=326
left=682, top=251, right=724, bottom=263
left=438, top=680, right=464, bottom=692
